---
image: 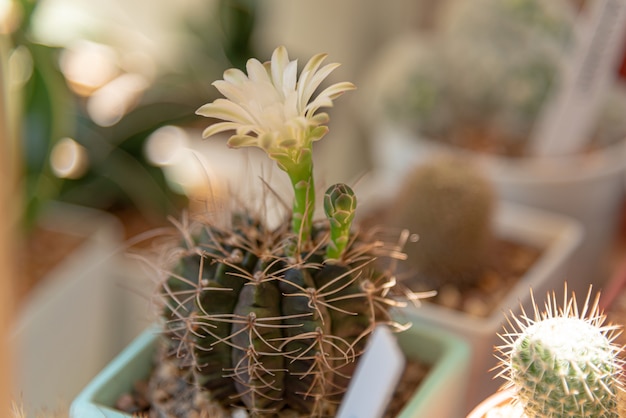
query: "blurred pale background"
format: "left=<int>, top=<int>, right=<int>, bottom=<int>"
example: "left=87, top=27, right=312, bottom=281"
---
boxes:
left=2, top=0, right=626, bottom=415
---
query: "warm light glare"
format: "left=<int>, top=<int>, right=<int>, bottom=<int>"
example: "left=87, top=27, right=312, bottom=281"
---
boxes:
left=118, top=50, right=157, bottom=83
left=8, top=45, right=32, bottom=88
left=145, top=126, right=227, bottom=200
left=145, top=125, right=189, bottom=167
left=166, top=153, right=219, bottom=195
left=60, top=40, right=119, bottom=96
left=29, top=0, right=99, bottom=47
left=86, top=73, right=149, bottom=127
left=0, top=0, right=19, bottom=34
left=50, top=137, right=89, bottom=179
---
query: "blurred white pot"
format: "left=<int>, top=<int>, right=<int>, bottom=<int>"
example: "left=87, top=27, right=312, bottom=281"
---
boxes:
left=11, top=202, right=151, bottom=412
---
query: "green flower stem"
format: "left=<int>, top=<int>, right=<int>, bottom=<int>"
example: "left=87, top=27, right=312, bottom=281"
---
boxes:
left=275, top=148, right=315, bottom=250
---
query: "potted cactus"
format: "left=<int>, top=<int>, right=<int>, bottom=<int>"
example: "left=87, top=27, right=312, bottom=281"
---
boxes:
left=467, top=284, right=625, bottom=418
left=362, top=0, right=626, bottom=298
left=70, top=46, right=472, bottom=417
left=373, top=152, right=582, bottom=412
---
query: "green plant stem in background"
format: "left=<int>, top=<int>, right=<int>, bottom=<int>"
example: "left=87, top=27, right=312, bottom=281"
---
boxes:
left=0, top=36, right=10, bottom=156
left=21, top=42, right=75, bottom=228
left=1, top=19, right=23, bottom=227
left=218, top=0, right=257, bottom=71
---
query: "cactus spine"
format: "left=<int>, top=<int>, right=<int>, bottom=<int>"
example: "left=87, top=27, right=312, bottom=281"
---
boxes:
left=495, top=285, right=625, bottom=418
left=152, top=46, right=418, bottom=417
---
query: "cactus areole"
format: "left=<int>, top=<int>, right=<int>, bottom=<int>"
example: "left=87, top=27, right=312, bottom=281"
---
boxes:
left=152, top=46, right=421, bottom=417
left=496, top=286, right=625, bottom=418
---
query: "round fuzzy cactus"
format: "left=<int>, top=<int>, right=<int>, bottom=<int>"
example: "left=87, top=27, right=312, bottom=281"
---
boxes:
left=145, top=46, right=423, bottom=418
left=387, top=154, right=495, bottom=289
left=495, top=285, right=625, bottom=418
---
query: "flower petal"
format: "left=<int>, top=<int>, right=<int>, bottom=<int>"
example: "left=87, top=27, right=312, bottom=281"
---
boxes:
left=212, top=80, right=246, bottom=104
left=202, top=122, right=241, bottom=138
left=227, top=134, right=258, bottom=148
left=282, top=59, right=298, bottom=98
left=309, top=126, right=329, bottom=141
left=310, top=113, right=329, bottom=126
left=271, top=46, right=290, bottom=90
left=299, top=62, right=341, bottom=106
left=320, top=81, right=357, bottom=100
left=196, top=99, right=255, bottom=125
left=297, top=52, right=328, bottom=109
left=196, top=46, right=353, bottom=163
left=223, top=68, right=248, bottom=85
left=305, top=82, right=356, bottom=116
left=247, top=57, right=271, bottom=84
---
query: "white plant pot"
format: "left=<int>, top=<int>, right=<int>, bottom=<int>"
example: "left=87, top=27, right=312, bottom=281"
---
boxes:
left=11, top=202, right=132, bottom=412
left=394, top=200, right=582, bottom=414
left=371, top=122, right=626, bottom=296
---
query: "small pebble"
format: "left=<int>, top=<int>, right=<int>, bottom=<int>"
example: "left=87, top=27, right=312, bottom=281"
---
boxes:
left=437, top=284, right=462, bottom=309
left=464, top=295, right=489, bottom=318
left=115, top=393, right=137, bottom=412
left=478, top=270, right=501, bottom=292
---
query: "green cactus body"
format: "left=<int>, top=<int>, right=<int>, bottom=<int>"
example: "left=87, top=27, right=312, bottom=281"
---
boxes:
left=512, top=316, right=620, bottom=418
left=230, top=272, right=285, bottom=414
left=497, top=287, right=625, bottom=418
left=163, top=222, right=259, bottom=403
left=158, top=209, right=400, bottom=417
left=278, top=261, right=334, bottom=415
left=313, top=263, right=379, bottom=396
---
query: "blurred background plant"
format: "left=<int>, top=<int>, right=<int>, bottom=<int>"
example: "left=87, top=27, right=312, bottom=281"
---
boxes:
left=378, top=0, right=577, bottom=155
left=4, top=0, right=259, bottom=233
left=1, top=7, right=20, bottom=418
left=368, top=0, right=626, bottom=157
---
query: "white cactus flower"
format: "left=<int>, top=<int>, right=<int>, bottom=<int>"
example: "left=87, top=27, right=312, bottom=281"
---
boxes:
left=196, top=46, right=355, bottom=165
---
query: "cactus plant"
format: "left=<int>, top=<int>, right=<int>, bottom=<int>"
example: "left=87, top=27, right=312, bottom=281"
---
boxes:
left=147, top=46, right=424, bottom=417
left=387, top=154, right=496, bottom=290
left=489, top=284, right=625, bottom=418
left=377, top=0, right=577, bottom=156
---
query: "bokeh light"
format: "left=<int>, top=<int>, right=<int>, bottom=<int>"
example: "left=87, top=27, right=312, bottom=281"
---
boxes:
left=50, top=137, right=89, bottom=179
left=86, top=73, right=149, bottom=127
left=0, top=0, right=20, bottom=34
left=59, top=40, right=119, bottom=96
left=144, top=125, right=189, bottom=167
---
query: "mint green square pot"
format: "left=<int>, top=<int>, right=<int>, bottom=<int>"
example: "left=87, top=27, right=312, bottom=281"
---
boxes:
left=71, top=315, right=470, bottom=418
